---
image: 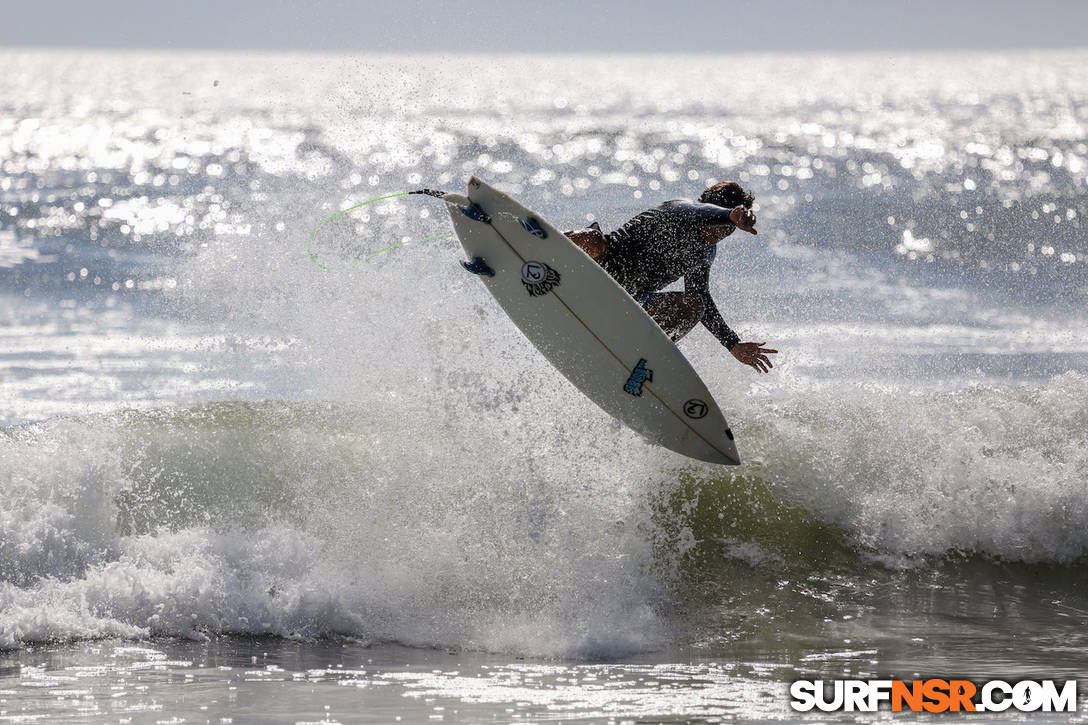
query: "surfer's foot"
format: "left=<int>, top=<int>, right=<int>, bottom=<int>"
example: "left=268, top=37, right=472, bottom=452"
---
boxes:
left=562, top=222, right=607, bottom=262
left=641, top=292, right=704, bottom=342
left=461, top=256, right=495, bottom=277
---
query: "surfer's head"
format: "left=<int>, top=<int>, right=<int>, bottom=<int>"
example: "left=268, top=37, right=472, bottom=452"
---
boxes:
left=699, top=181, right=756, bottom=240
left=699, top=181, right=754, bottom=210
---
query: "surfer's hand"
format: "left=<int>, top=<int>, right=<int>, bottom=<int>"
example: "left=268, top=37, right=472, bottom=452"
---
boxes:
left=731, top=342, right=777, bottom=373
left=729, top=206, right=757, bottom=234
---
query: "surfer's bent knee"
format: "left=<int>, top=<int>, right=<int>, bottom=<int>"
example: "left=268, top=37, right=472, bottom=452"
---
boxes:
left=684, top=294, right=706, bottom=321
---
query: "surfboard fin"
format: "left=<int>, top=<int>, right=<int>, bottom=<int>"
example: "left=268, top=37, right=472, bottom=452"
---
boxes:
left=461, top=256, right=495, bottom=277
left=459, top=204, right=491, bottom=224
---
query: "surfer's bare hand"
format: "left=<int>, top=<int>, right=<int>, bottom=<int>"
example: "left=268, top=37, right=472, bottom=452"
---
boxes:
left=731, top=342, right=777, bottom=373
left=729, top=206, right=757, bottom=234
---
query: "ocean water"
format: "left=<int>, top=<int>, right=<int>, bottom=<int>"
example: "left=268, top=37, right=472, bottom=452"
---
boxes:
left=1, top=48, right=1087, bottom=722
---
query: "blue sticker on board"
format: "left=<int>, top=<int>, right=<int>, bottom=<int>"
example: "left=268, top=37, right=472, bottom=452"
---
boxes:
left=624, top=358, right=653, bottom=396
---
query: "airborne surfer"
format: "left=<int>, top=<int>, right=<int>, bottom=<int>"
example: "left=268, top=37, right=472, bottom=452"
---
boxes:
left=564, top=181, right=778, bottom=373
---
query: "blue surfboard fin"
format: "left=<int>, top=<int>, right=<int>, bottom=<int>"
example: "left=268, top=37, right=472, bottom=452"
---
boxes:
left=461, top=256, right=495, bottom=277
left=460, top=204, right=491, bottom=224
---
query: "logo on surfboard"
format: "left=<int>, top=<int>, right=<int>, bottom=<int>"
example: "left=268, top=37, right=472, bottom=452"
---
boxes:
left=683, top=399, right=708, bottom=419
left=521, top=261, right=560, bottom=296
left=624, top=358, right=653, bottom=396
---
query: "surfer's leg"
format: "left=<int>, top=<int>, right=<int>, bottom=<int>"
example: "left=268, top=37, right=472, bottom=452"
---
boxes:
left=639, top=292, right=705, bottom=342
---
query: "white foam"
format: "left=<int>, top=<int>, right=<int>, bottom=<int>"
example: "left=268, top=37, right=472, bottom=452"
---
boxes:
left=0, top=405, right=676, bottom=656
left=742, top=371, right=1088, bottom=563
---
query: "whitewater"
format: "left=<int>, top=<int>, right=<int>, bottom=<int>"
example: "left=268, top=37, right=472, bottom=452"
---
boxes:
left=1, top=49, right=1087, bottom=721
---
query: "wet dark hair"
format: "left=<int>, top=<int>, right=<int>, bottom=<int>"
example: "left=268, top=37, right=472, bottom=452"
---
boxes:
left=699, top=181, right=754, bottom=209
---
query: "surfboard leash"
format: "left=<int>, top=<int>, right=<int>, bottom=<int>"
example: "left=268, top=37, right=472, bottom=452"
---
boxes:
left=307, top=188, right=458, bottom=270
left=407, top=188, right=447, bottom=199
left=410, top=188, right=491, bottom=222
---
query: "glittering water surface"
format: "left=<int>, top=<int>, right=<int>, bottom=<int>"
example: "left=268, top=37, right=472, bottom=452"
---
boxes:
left=1, top=49, right=1087, bottom=722
left=2, top=641, right=799, bottom=723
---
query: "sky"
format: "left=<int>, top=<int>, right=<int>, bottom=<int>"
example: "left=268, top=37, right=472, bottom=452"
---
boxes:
left=2, top=0, right=1086, bottom=53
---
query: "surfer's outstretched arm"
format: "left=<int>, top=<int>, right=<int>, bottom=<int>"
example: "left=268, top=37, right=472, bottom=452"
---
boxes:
left=685, top=264, right=777, bottom=373
left=680, top=201, right=758, bottom=235
left=685, top=263, right=740, bottom=348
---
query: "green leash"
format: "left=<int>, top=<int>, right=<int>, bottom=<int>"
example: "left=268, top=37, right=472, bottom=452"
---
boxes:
left=307, top=189, right=451, bottom=270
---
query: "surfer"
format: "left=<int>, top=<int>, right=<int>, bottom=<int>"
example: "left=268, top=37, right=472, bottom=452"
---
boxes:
left=564, top=181, right=777, bottom=373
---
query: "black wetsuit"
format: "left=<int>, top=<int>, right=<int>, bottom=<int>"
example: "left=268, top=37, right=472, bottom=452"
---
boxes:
left=602, top=199, right=741, bottom=349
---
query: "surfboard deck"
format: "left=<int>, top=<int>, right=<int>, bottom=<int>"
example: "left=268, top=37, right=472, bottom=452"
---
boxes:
left=444, top=177, right=739, bottom=465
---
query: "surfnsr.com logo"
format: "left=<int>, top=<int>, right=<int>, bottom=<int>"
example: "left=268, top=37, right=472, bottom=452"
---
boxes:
left=790, top=679, right=1077, bottom=713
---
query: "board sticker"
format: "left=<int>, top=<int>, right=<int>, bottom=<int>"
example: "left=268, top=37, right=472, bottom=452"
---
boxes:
left=624, top=358, right=653, bottom=396
left=521, top=261, right=560, bottom=296
left=683, top=399, right=708, bottom=419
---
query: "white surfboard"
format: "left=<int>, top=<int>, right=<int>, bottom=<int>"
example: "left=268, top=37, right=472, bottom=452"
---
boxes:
left=444, top=176, right=739, bottom=465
